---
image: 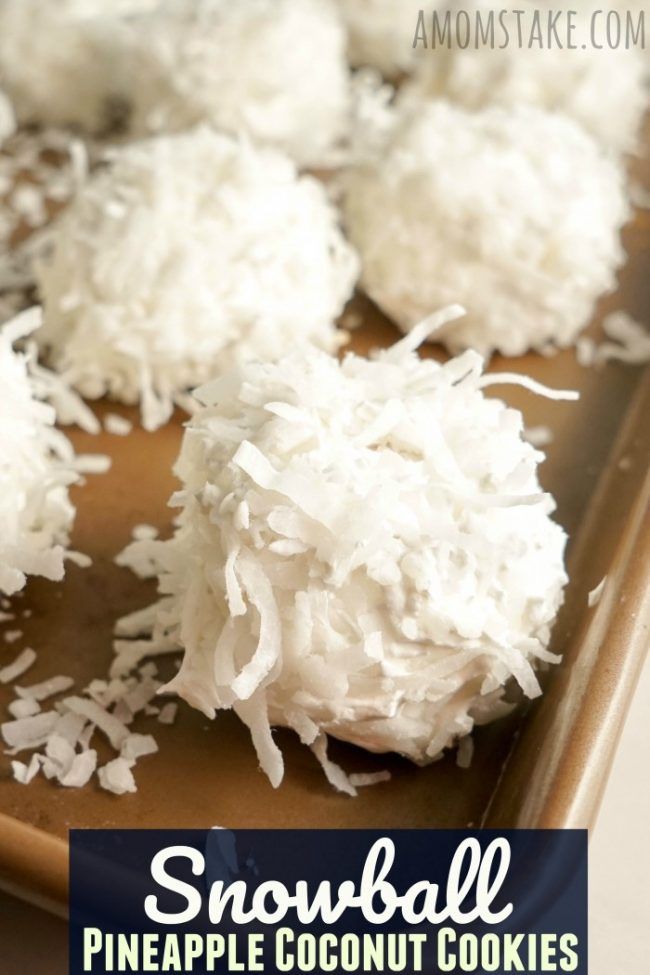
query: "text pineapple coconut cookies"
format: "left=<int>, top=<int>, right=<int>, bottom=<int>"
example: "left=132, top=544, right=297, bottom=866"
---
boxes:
left=116, top=310, right=572, bottom=793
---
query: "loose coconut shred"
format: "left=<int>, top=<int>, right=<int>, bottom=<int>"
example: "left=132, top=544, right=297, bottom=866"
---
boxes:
left=2, top=660, right=165, bottom=793
left=116, top=309, right=571, bottom=793
left=577, top=312, right=650, bottom=368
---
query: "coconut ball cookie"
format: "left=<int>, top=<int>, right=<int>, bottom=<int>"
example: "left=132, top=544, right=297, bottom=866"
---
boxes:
left=34, top=127, right=359, bottom=430
left=0, top=0, right=156, bottom=133
left=334, top=0, right=425, bottom=77
left=116, top=312, right=570, bottom=790
left=123, top=0, right=351, bottom=167
left=405, top=24, right=648, bottom=155
left=342, top=101, right=629, bottom=356
left=0, top=309, right=80, bottom=597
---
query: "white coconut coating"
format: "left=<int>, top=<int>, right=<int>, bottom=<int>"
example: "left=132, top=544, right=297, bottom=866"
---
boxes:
left=123, top=0, right=352, bottom=167
left=0, top=0, right=155, bottom=133
left=342, top=101, right=629, bottom=356
left=35, top=127, right=359, bottom=430
left=0, top=310, right=79, bottom=597
left=405, top=9, right=648, bottom=155
left=117, top=315, right=569, bottom=789
left=334, top=0, right=425, bottom=76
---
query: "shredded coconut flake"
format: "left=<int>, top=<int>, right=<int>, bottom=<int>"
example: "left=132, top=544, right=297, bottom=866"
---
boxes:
left=59, top=749, right=97, bottom=788
left=311, top=735, right=357, bottom=797
left=594, top=313, right=650, bottom=366
left=104, top=412, right=133, bottom=436
left=98, top=757, right=137, bottom=795
left=588, top=577, right=608, bottom=609
left=8, top=697, right=40, bottom=719
left=121, top=732, right=158, bottom=762
left=61, top=695, right=130, bottom=750
left=157, top=702, right=178, bottom=726
left=348, top=770, right=392, bottom=788
left=0, top=647, right=36, bottom=684
left=74, top=454, right=112, bottom=474
left=11, top=753, right=41, bottom=785
left=65, top=551, right=92, bottom=570
left=15, top=675, right=74, bottom=702
left=524, top=426, right=554, bottom=449
left=2, top=710, right=58, bottom=751
left=52, top=711, right=87, bottom=748
left=43, top=733, right=76, bottom=777
left=114, top=602, right=158, bottom=637
left=110, top=636, right=179, bottom=679
left=456, top=735, right=475, bottom=770
left=576, top=336, right=596, bottom=368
